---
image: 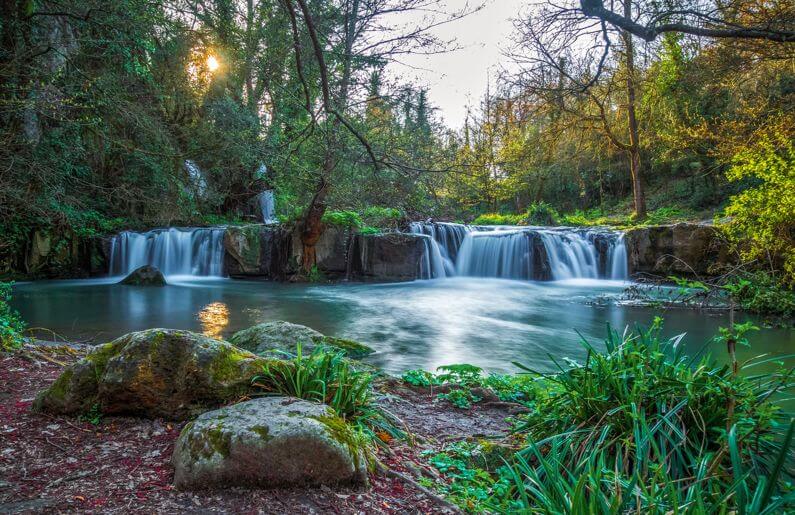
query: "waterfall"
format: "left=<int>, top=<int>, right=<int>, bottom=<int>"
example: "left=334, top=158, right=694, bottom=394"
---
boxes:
left=109, top=228, right=225, bottom=277
left=409, top=222, right=467, bottom=277
left=456, top=229, right=535, bottom=279
left=258, top=190, right=277, bottom=223
left=410, top=222, right=628, bottom=281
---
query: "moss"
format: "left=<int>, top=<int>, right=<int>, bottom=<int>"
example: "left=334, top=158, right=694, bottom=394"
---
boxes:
left=34, top=367, right=75, bottom=410
left=187, top=422, right=232, bottom=459
left=312, top=414, right=372, bottom=471
left=315, top=336, right=374, bottom=359
left=208, top=347, right=251, bottom=383
left=85, top=341, right=119, bottom=377
left=249, top=424, right=271, bottom=441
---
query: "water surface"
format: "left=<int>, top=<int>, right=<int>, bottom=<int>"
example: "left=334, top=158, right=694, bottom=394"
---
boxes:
left=12, top=277, right=793, bottom=375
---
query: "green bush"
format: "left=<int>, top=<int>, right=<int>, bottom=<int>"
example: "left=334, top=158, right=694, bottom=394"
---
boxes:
left=523, top=202, right=559, bottom=225
left=322, top=210, right=363, bottom=228
left=724, top=271, right=795, bottom=317
left=471, top=213, right=524, bottom=225
left=722, top=134, right=795, bottom=283
left=0, top=282, right=26, bottom=351
left=361, top=206, right=402, bottom=228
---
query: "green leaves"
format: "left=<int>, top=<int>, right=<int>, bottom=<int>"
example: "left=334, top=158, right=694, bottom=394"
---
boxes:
left=0, top=282, right=26, bottom=351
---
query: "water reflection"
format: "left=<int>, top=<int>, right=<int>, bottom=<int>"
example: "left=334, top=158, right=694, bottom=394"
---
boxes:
left=10, top=278, right=794, bottom=376
left=198, top=301, right=229, bottom=339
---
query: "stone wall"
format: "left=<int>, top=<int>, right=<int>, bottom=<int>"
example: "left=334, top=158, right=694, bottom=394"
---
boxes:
left=0, top=229, right=109, bottom=281
left=222, top=224, right=427, bottom=282
left=624, top=223, right=734, bottom=278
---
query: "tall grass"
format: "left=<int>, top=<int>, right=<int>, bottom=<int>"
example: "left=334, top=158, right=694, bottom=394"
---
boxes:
left=502, top=322, right=795, bottom=513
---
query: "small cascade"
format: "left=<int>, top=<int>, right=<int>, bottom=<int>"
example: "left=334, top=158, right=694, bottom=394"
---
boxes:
left=258, top=190, right=277, bottom=223
left=456, top=229, right=536, bottom=279
left=409, top=222, right=468, bottom=277
left=109, top=228, right=225, bottom=277
left=410, top=222, right=628, bottom=281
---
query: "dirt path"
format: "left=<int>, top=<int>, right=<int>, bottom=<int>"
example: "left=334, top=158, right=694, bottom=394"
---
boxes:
left=0, top=350, right=515, bottom=514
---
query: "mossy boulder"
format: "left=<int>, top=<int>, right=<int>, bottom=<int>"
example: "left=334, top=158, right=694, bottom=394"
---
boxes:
left=33, top=329, right=274, bottom=420
left=172, top=397, right=368, bottom=490
left=229, top=321, right=374, bottom=359
left=119, top=265, right=166, bottom=286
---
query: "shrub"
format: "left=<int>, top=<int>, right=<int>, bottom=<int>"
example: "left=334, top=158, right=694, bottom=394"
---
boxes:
left=471, top=213, right=524, bottom=226
left=322, top=210, right=363, bottom=228
left=721, top=134, right=795, bottom=283
left=506, top=322, right=794, bottom=512
left=0, top=282, right=26, bottom=351
left=724, top=271, right=795, bottom=317
left=523, top=202, right=559, bottom=226
left=361, top=206, right=402, bottom=228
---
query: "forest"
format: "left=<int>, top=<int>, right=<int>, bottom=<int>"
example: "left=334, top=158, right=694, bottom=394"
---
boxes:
left=1, top=0, right=794, bottom=513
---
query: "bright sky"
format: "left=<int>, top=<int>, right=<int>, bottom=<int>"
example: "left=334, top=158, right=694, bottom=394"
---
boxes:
left=389, top=0, right=528, bottom=128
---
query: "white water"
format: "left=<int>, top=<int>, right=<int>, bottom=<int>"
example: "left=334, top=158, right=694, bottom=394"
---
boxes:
left=410, top=222, right=628, bottom=281
left=109, top=228, right=225, bottom=277
left=258, top=190, right=277, bottom=223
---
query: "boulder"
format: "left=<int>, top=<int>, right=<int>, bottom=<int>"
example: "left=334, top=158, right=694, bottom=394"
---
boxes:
left=624, top=223, right=733, bottom=278
left=348, top=233, right=427, bottom=281
left=288, top=225, right=352, bottom=276
left=223, top=225, right=290, bottom=278
left=119, top=265, right=166, bottom=286
left=172, top=397, right=368, bottom=490
left=33, top=329, right=273, bottom=420
left=229, top=321, right=374, bottom=359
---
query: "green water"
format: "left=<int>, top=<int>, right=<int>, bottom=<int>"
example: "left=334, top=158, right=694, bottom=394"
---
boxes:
left=12, top=277, right=793, bottom=375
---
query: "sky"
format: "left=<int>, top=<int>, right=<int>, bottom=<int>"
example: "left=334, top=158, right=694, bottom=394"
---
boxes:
left=388, top=0, right=527, bottom=128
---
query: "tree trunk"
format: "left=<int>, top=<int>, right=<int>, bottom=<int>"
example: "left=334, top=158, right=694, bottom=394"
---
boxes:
left=299, top=0, right=360, bottom=274
left=623, top=0, right=647, bottom=219
left=300, top=174, right=329, bottom=273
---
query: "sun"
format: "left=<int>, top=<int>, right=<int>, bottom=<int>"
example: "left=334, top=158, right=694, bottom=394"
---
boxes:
left=206, top=55, right=219, bottom=72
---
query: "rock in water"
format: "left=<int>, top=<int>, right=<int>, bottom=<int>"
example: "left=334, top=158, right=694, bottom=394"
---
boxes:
left=229, top=321, right=374, bottom=359
left=119, top=265, right=167, bottom=286
left=172, top=397, right=368, bottom=490
left=33, top=329, right=273, bottom=419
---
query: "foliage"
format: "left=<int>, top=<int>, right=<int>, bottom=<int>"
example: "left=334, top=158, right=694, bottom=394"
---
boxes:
left=253, top=346, right=403, bottom=442
left=722, top=134, right=795, bottom=283
left=471, top=213, right=524, bottom=226
left=322, top=210, right=363, bottom=228
left=523, top=202, right=559, bottom=226
left=723, top=272, right=795, bottom=318
left=421, top=324, right=795, bottom=513
left=402, top=363, right=541, bottom=409
left=0, top=283, right=26, bottom=351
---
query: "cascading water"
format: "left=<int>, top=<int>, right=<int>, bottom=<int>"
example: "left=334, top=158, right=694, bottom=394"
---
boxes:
left=258, top=190, right=277, bottom=223
left=109, top=228, right=225, bottom=277
left=410, top=222, right=628, bottom=281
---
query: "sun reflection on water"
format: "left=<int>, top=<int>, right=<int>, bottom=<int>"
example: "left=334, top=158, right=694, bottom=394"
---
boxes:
left=198, top=301, right=229, bottom=339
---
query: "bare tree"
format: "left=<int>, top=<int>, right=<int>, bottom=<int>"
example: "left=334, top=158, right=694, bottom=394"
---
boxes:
left=579, top=0, right=795, bottom=43
left=508, top=0, right=648, bottom=217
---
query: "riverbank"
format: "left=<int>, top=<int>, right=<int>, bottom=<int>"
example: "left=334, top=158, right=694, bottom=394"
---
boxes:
left=0, top=343, right=515, bottom=513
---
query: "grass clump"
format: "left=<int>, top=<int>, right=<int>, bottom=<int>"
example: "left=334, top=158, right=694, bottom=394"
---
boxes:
left=0, top=282, right=26, bottom=351
left=252, top=345, right=403, bottom=443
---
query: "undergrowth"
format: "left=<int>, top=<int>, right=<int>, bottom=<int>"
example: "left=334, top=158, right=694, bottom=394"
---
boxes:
left=420, top=322, right=795, bottom=513
left=0, top=282, right=26, bottom=351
